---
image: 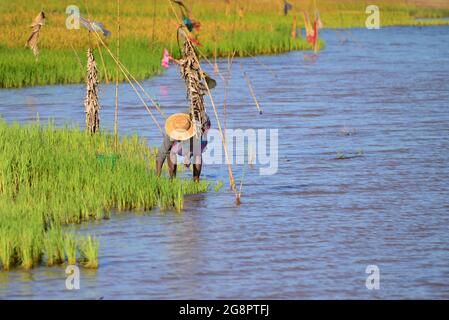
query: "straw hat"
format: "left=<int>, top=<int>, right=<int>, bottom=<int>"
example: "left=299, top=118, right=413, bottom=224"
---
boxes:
left=165, top=113, right=196, bottom=141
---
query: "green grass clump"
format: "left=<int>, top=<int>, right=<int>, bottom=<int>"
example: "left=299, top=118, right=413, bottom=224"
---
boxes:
left=63, top=233, right=77, bottom=266
left=79, top=235, right=99, bottom=269
left=0, top=119, right=210, bottom=271
left=214, top=180, right=224, bottom=192
left=43, top=226, right=66, bottom=266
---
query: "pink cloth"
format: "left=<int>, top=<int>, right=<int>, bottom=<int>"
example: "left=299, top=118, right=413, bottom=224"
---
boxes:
left=161, top=48, right=170, bottom=68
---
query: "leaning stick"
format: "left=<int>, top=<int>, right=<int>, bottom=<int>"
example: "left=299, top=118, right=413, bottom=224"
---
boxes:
left=223, top=51, right=235, bottom=144
left=70, top=43, right=84, bottom=71
left=243, top=50, right=278, bottom=78
left=91, top=30, right=165, bottom=118
left=82, top=1, right=163, bottom=118
left=114, top=0, right=120, bottom=148
left=84, top=0, right=109, bottom=85
left=196, top=43, right=237, bottom=194
left=91, top=30, right=163, bottom=134
left=151, top=0, right=157, bottom=42
left=241, top=65, right=263, bottom=115
left=96, top=40, right=109, bottom=85
left=236, top=162, right=246, bottom=205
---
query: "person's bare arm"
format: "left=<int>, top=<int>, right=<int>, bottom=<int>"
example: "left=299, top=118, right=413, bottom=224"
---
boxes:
left=169, top=57, right=183, bottom=66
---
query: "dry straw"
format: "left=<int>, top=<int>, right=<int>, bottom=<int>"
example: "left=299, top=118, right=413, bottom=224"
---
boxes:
left=84, top=48, right=101, bottom=133
left=26, top=11, right=45, bottom=59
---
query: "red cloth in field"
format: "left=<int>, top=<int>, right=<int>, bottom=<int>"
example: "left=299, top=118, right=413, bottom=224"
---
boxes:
left=307, top=20, right=318, bottom=46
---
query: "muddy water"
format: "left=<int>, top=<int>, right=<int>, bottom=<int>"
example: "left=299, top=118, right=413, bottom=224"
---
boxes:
left=1, top=26, right=449, bottom=299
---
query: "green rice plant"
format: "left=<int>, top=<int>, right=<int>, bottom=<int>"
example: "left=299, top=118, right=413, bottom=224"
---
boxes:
left=0, top=119, right=210, bottom=271
left=174, top=186, right=184, bottom=213
left=214, top=180, right=224, bottom=192
left=18, top=231, right=41, bottom=270
left=64, top=233, right=77, bottom=266
left=78, top=236, right=99, bottom=269
left=43, top=226, right=65, bottom=266
left=13, top=213, right=43, bottom=270
left=0, top=229, right=14, bottom=271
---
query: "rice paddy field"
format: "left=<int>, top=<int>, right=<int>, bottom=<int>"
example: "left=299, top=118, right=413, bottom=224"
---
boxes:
left=1, top=25, right=448, bottom=298
left=1, top=0, right=449, bottom=88
left=0, top=120, right=209, bottom=271
left=0, top=0, right=449, bottom=300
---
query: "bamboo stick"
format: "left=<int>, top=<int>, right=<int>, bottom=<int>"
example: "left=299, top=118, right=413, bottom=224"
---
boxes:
left=91, top=31, right=163, bottom=134
left=151, top=0, right=157, bottom=42
left=241, top=65, right=263, bottom=115
left=96, top=40, right=109, bottom=85
left=70, top=43, right=83, bottom=71
left=243, top=50, right=278, bottom=78
left=213, top=45, right=219, bottom=75
left=223, top=78, right=228, bottom=141
left=236, top=163, right=246, bottom=206
left=85, top=0, right=163, bottom=136
left=114, top=0, right=120, bottom=149
left=291, top=15, right=297, bottom=39
left=91, top=30, right=164, bottom=118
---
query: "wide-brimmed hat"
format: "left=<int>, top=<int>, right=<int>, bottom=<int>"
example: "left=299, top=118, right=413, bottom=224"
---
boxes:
left=165, top=113, right=196, bottom=141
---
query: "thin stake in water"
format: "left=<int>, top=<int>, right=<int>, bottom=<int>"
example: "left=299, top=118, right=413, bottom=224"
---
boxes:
left=241, top=64, right=263, bottom=115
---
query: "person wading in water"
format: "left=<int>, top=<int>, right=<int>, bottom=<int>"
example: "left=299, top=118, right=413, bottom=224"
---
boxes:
left=156, top=112, right=210, bottom=182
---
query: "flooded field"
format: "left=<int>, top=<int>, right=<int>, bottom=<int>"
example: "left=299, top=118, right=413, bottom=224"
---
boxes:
left=0, top=26, right=448, bottom=299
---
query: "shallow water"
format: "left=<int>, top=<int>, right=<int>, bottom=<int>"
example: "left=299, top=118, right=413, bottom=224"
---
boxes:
left=1, top=26, right=449, bottom=299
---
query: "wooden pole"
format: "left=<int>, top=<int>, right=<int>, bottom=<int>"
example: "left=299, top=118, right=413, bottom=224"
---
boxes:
left=70, top=43, right=84, bottom=71
left=151, top=0, right=156, bottom=42
left=243, top=50, right=278, bottom=78
left=85, top=48, right=100, bottom=134
left=242, top=66, right=263, bottom=115
left=291, top=15, right=297, bottom=39
left=96, top=40, right=109, bottom=85
left=114, top=0, right=120, bottom=149
left=223, top=77, right=228, bottom=144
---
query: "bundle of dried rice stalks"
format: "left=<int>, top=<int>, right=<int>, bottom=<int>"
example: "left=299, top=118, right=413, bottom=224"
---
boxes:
left=179, top=38, right=207, bottom=133
left=84, top=48, right=101, bottom=134
left=26, top=11, right=45, bottom=59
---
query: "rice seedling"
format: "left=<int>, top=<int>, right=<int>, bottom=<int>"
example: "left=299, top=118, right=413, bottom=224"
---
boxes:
left=214, top=180, right=224, bottom=192
left=174, top=188, right=184, bottom=213
left=1, top=0, right=447, bottom=87
left=64, top=233, right=77, bottom=266
left=43, top=226, right=65, bottom=266
left=0, top=119, right=209, bottom=270
left=0, top=228, right=14, bottom=271
left=78, top=235, right=99, bottom=269
left=334, top=150, right=364, bottom=160
left=18, top=229, right=42, bottom=270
